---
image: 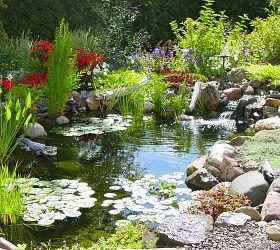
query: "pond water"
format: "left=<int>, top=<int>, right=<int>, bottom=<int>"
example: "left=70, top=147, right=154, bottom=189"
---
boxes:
left=14, top=114, right=238, bottom=248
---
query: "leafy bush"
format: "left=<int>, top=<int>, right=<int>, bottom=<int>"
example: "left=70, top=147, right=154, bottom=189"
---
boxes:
left=0, top=93, right=32, bottom=165
left=189, top=188, right=251, bottom=221
left=247, top=14, right=280, bottom=63
left=242, top=64, right=280, bottom=86
left=46, top=20, right=79, bottom=117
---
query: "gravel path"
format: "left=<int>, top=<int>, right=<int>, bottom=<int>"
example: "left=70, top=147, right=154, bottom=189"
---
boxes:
left=188, top=220, right=280, bottom=250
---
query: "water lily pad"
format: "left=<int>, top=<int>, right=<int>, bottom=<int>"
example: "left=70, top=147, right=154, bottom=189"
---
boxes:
left=108, top=209, right=121, bottom=215
left=104, top=193, right=117, bottom=199
left=38, top=218, right=55, bottom=226
left=109, top=185, right=122, bottom=191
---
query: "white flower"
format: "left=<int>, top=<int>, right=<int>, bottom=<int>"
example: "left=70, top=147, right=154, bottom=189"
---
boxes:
left=87, top=71, right=92, bottom=75
left=7, top=74, right=13, bottom=80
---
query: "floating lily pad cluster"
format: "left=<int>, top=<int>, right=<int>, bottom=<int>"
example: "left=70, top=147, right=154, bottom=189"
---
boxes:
left=101, top=172, right=196, bottom=226
left=60, top=114, right=132, bottom=136
left=16, top=178, right=96, bottom=227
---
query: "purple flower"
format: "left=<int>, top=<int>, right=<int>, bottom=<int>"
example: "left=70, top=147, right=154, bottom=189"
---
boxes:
left=244, top=49, right=250, bottom=57
left=161, top=49, right=166, bottom=56
left=187, top=49, right=194, bottom=55
left=169, top=50, right=174, bottom=57
left=113, top=52, right=119, bottom=59
left=198, top=55, right=204, bottom=61
left=153, top=48, right=160, bottom=57
left=185, top=55, right=192, bottom=61
left=193, top=59, right=199, bottom=66
left=127, top=6, right=138, bottom=11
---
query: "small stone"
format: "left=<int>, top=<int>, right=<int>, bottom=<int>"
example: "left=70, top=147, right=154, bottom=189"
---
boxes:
left=249, top=80, right=261, bottom=89
left=255, top=117, right=280, bottom=132
left=266, top=225, right=280, bottom=241
left=179, top=115, right=194, bottom=122
left=265, top=98, right=280, bottom=108
left=143, top=102, right=155, bottom=112
left=244, top=86, right=254, bottom=95
left=234, top=206, right=262, bottom=221
left=229, top=136, right=249, bottom=147
left=56, top=116, right=69, bottom=125
left=263, top=106, right=279, bottom=118
left=86, top=98, right=100, bottom=111
left=223, top=88, right=242, bottom=100
left=215, top=212, right=251, bottom=227
left=228, top=69, right=245, bottom=83
left=242, top=160, right=261, bottom=173
left=26, top=122, right=47, bottom=138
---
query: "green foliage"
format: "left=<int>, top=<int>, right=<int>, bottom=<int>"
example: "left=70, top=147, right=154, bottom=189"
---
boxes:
left=242, top=64, right=280, bottom=85
left=247, top=14, right=280, bottom=63
left=239, top=129, right=280, bottom=169
left=189, top=188, right=251, bottom=221
left=0, top=93, right=32, bottom=165
left=46, top=20, right=79, bottom=117
left=149, top=181, right=177, bottom=199
left=0, top=32, right=35, bottom=75
left=0, top=166, right=26, bottom=225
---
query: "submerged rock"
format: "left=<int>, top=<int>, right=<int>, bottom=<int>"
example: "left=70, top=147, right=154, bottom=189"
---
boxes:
left=185, top=168, right=219, bottom=191
left=157, top=214, right=214, bottom=246
left=26, top=122, right=47, bottom=138
left=18, top=138, right=57, bottom=156
left=229, top=171, right=269, bottom=206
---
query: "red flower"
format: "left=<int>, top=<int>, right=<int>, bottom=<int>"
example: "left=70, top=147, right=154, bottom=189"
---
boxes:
left=1, top=79, right=15, bottom=90
left=19, top=72, right=47, bottom=89
left=75, top=48, right=104, bottom=71
left=31, top=41, right=53, bottom=57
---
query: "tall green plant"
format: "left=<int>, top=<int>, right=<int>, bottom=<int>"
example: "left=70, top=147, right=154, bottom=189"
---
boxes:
left=0, top=93, right=32, bottom=165
left=0, top=166, right=26, bottom=225
left=46, top=20, right=79, bottom=117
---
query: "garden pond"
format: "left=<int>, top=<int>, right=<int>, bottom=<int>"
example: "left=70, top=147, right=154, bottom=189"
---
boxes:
left=13, top=112, right=241, bottom=248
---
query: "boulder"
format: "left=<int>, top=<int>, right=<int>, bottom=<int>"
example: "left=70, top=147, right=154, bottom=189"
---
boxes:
left=200, top=81, right=220, bottom=112
left=56, top=116, right=69, bottom=125
left=223, top=87, right=242, bottom=100
left=143, top=102, right=155, bottom=112
left=234, top=206, right=262, bottom=222
left=205, top=165, right=220, bottom=177
left=219, top=156, right=244, bottom=182
left=229, top=171, right=269, bottom=206
left=261, top=192, right=280, bottom=222
left=228, top=69, right=245, bottom=83
left=242, top=160, right=261, bottom=173
left=262, top=160, right=275, bottom=184
left=268, top=91, right=280, bottom=99
left=255, top=117, right=280, bottom=131
left=249, top=80, right=261, bottom=90
left=206, top=142, right=236, bottom=169
left=234, top=97, right=258, bottom=120
left=268, top=178, right=280, bottom=194
left=244, top=86, right=254, bottom=95
left=265, top=98, right=280, bottom=108
left=266, top=225, right=280, bottom=241
left=86, top=98, right=100, bottom=111
left=215, top=212, right=251, bottom=227
left=25, top=122, right=47, bottom=138
left=229, top=136, right=250, bottom=146
left=157, top=214, right=213, bottom=246
left=186, top=156, right=207, bottom=176
left=263, top=106, right=279, bottom=118
left=185, top=168, right=219, bottom=191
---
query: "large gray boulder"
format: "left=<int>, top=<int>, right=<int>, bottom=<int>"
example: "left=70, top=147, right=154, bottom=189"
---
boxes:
left=185, top=168, right=219, bottom=191
left=157, top=214, right=213, bottom=246
left=215, top=212, right=251, bottom=227
left=229, top=171, right=269, bottom=206
left=25, top=122, right=47, bottom=138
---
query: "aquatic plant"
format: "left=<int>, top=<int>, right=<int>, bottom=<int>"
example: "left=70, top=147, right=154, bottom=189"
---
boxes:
left=46, top=19, right=80, bottom=117
left=0, top=166, right=26, bottom=225
left=0, top=93, right=32, bottom=165
left=188, top=188, right=251, bottom=221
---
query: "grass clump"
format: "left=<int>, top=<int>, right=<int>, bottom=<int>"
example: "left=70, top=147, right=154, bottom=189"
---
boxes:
left=242, top=64, right=280, bottom=86
left=238, top=129, right=280, bottom=169
left=46, top=20, right=79, bottom=117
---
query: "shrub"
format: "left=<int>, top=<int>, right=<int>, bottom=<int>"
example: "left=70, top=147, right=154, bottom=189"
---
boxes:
left=0, top=93, right=32, bottom=165
left=46, top=20, right=79, bottom=117
left=189, top=188, right=251, bottom=221
left=242, top=64, right=280, bottom=86
left=247, top=14, right=280, bottom=63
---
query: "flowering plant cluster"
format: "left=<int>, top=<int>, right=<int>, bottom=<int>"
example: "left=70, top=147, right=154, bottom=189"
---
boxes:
left=30, top=41, right=53, bottom=65
left=0, top=78, right=15, bottom=90
left=19, top=72, right=47, bottom=89
left=75, top=48, right=104, bottom=71
left=161, top=67, right=194, bottom=87
left=189, top=188, right=251, bottom=221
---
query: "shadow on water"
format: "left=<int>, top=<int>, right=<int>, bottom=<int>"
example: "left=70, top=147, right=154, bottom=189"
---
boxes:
left=11, top=115, right=238, bottom=248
